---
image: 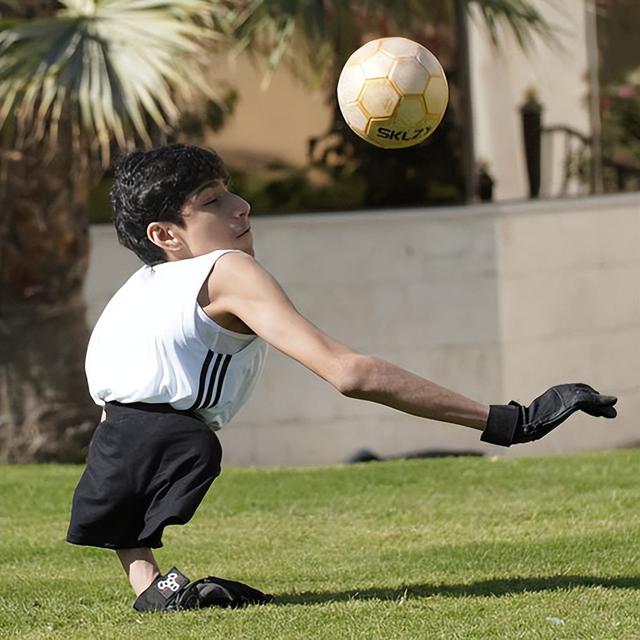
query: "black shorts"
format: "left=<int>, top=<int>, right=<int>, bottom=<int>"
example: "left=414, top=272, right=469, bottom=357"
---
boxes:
left=66, top=401, right=222, bottom=550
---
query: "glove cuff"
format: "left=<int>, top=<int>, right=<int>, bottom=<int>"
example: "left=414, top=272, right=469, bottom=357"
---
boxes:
left=133, top=567, right=190, bottom=612
left=481, top=404, right=521, bottom=447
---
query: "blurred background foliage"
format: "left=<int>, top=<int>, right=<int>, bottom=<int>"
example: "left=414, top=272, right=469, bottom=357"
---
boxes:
left=82, top=0, right=554, bottom=222
left=600, top=70, right=640, bottom=192
left=597, top=0, right=640, bottom=192
left=3, top=1, right=638, bottom=234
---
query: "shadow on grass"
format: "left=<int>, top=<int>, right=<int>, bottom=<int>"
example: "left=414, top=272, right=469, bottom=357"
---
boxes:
left=275, top=575, right=640, bottom=605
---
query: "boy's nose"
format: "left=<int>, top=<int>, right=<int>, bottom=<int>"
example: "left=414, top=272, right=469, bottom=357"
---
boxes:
left=233, top=194, right=251, bottom=218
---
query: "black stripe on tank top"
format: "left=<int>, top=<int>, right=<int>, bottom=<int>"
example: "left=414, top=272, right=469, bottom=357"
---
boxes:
left=209, top=354, right=232, bottom=408
left=200, top=353, right=224, bottom=409
left=187, top=350, right=214, bottom=412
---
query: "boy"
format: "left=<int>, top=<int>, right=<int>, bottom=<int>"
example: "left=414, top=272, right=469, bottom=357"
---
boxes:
left=67, top=144, right=617, bottom=612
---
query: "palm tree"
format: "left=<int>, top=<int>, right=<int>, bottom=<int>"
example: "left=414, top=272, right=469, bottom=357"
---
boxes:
left=230, top=0, right=551, bottom=83
left=0, top=0, right=229, bottom=461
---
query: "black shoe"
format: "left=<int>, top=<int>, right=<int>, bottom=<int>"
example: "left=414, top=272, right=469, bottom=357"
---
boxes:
left=133, top=567, right=273, bottom=612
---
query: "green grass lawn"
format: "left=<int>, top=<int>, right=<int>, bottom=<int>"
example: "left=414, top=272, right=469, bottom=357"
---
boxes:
left=1, top=449, right=639, bottom=639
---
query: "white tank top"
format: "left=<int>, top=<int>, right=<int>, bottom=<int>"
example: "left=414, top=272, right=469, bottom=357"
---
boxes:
left=85, top=249, right=268, bottom=429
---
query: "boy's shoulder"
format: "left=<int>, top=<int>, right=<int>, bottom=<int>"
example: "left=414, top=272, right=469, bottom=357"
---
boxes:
left=199, top=251, right=267, bottom=334
left=204, top=251, right=275, bottom=307
left=208, top=250, right=261, bottom=283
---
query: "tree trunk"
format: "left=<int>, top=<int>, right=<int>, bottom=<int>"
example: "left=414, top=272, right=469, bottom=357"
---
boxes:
left=0, top=148, right=100, bottom=462
left=0, top=295, right=98, bottom=462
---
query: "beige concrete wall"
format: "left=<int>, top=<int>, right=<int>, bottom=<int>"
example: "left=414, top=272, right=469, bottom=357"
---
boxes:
left=86, top=193, right=639, bottom=466
left=223, top=206, right=503, bottom=466
left=494, top=193, right=640, bottom=456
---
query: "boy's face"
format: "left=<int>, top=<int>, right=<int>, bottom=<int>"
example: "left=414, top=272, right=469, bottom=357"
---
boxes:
left=169, top=178, right=254, bottom=258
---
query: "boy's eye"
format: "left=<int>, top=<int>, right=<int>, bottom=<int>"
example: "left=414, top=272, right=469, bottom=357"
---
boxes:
left=204, top=197, right=218, bottom=205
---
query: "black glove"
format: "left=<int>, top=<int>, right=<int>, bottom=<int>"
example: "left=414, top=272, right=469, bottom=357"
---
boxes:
left=133, top=567, right=273, bottom=612
left=481, top=383, right=617, bottom=447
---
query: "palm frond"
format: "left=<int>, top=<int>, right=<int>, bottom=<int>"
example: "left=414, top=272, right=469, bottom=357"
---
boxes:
left=0, top=0, right=229, bottom=165
left=224, top=0, right=553, bottom=88
left=466, top=0, right=555, bottom=49
left=226, top=0, right=360, bottom=89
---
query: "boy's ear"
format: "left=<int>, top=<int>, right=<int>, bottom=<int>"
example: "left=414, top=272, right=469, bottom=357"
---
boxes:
left=147, top=222, right=184, bottom=255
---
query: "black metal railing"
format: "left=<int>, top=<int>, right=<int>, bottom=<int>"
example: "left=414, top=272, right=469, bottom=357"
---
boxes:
left=521, top=94, right=640, bottom=198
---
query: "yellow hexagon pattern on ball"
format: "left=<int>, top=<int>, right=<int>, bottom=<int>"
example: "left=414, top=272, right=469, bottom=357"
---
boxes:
left=392, top=95, right=428, bottom=130
left=424, top=75, right=448, bottom=116
left=337, top=36, right=448, bottom=149
left=340, top=102, right=369, bottom=134
left=360, top=79, right=400, bottom=118
left=368, top=96, right=435, bottom=149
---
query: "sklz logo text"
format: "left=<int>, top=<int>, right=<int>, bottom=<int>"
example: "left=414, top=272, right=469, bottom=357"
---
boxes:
left=376, top=127, right=431, bottom=141
left=157, top=572, right=183, bottom=596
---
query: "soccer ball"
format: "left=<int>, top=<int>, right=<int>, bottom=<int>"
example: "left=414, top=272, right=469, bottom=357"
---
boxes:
left=336, top=37, right=449, bottom=149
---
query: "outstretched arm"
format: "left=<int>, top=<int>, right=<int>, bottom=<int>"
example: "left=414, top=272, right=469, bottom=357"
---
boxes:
left=206, top=252, right=488, bottom=429
left=205, top=252, right=616, bottom=446
left=337, top=357, right=489, bottom=430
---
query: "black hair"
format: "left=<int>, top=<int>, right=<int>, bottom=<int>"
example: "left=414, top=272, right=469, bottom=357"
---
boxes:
left=111, top=143, right=228, bottom=265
